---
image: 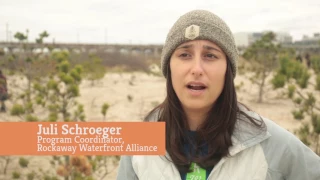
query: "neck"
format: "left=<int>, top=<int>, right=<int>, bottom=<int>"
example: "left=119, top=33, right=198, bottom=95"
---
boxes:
left=184, top=108, right=209, bottom=131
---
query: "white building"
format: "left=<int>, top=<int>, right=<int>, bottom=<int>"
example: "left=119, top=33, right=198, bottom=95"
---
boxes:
left=233, top=32, right=250, bottom=47
left=275, top=32, right=293, bottom=44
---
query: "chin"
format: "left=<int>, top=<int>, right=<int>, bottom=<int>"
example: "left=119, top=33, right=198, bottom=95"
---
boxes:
left=182, top=101, right=212, bottom=111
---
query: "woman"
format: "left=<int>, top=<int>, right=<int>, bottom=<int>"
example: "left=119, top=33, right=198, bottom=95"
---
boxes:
left=117, top=10, right=320, bottom=180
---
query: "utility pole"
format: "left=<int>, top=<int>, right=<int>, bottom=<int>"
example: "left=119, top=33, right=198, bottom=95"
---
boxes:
left=6, top=23, right=9, bottom=42
left=8, top=31, right=11, bottom=42
left=104, top=28, right=107, bottom=44
left=77, top=31, right=80, bottom=44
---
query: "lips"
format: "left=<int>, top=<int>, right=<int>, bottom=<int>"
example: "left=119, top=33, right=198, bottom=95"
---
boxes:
left=186, top=81, right=207, bottom=90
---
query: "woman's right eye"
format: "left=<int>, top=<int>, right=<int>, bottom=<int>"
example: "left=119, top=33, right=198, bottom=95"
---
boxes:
left=179, top=53, right=190, bottom=58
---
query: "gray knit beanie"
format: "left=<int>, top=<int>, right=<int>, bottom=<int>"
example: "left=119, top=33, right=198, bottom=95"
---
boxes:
left=161, top=10, right=238, bottom=78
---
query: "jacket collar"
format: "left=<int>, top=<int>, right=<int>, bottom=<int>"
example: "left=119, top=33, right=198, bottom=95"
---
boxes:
left=229, top=105, right=271, bottom=156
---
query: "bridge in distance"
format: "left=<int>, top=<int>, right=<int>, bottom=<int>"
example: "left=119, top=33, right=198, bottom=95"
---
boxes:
left=0, top=42, right=164, bottom=56
left=0, top=42, right=319, bottom=56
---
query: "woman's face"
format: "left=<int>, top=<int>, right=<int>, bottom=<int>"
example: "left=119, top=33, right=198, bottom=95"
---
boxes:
left=170, top=40, right=227, bottom=113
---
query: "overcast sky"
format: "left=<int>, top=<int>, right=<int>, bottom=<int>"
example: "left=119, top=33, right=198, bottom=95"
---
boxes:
left=1, top=0, right=319, bottom=44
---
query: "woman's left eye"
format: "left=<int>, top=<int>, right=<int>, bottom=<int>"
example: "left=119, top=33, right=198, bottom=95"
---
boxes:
left=205, top=54, right=217, bottom=59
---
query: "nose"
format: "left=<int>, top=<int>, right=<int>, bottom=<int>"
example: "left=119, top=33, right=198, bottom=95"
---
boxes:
left=191, top=55, right=203, bottom=77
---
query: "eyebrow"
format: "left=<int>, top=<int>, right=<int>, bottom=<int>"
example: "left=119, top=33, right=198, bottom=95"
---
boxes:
left=203, top=45, right=222, bottom=53
left=176, top=44, right=222, bottom=53
left=176, top=44, right=193, bottom=49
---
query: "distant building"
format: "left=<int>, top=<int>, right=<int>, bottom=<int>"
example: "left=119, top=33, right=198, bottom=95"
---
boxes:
left=248, top=32, right=264, bottom=45
left=234, top=32, right=250, bottom=47
left=274, top=32, right=293, bottom=44
left=233, top=31, right=293, bottom=47
left=295, top=33, right=320, bottom=46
